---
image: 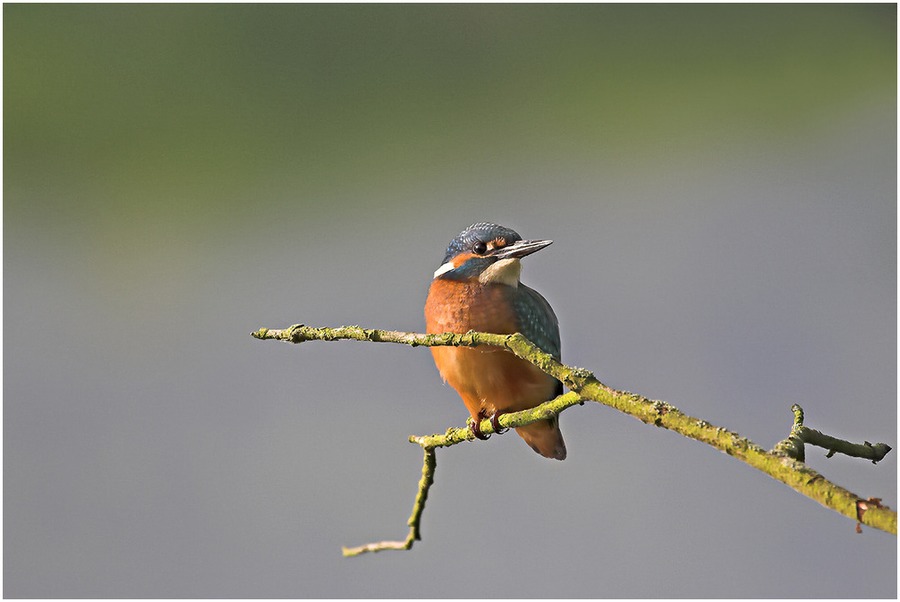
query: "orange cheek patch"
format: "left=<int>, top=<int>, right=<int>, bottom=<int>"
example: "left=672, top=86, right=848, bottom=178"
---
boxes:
left=452, top=252, right=477, bottom=267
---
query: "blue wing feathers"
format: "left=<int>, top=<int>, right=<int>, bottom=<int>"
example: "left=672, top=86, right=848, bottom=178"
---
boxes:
left=513, top=284, right=561, bottom=361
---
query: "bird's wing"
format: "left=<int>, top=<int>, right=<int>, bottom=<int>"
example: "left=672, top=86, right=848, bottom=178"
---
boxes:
left=513, top=284, right=561, bottom=361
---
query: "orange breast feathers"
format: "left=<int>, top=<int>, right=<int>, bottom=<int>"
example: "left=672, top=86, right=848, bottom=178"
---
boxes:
left=424, top=278, right=558, bottom=419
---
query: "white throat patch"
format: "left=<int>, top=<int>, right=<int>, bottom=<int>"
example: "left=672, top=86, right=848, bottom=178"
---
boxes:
left=478, top=258, right=521, bottom=287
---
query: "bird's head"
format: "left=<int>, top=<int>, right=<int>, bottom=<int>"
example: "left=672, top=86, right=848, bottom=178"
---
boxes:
left=432, top=222, right=552, bottom=287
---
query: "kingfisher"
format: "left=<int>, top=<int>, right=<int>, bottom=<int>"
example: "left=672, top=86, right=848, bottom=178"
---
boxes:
left=424, top=222, right=566, bottom=460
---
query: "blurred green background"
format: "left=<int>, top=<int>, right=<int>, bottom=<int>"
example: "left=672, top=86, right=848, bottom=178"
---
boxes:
left=7, top=5, right=893, bottom=232
left=5, top=4, right=896, bottom=598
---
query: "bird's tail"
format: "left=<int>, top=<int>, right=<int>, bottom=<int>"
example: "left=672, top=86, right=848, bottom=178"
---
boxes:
left=515, top=415, right=566, bottom=460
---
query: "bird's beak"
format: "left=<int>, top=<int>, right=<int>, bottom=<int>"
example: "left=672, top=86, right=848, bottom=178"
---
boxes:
left=493, top=239, right=552, bottom=260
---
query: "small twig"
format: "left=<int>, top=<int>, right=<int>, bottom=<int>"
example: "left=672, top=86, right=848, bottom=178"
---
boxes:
left=342, top=448, right=437, bottom=557
left=772, top=404, right=892, bottom=464
left=342, top=394, right=585, bottom=556
left=802, top=428, right=892, bottom=464
left=252, top=324, right=896, bottom=553
left=772, top=404, right=808, bottom=462
left=409, top=391, right=585, bottom=449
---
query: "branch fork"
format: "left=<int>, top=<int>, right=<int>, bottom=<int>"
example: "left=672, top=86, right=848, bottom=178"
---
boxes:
left=251, top=325, right=896, bottom=554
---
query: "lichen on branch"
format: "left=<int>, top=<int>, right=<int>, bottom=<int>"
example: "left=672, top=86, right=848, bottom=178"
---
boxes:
left=252, top=324, right=896, bottom=554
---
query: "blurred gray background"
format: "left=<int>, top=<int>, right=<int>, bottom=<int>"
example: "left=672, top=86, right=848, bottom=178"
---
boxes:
left=5, top=4, right=896, bottom=598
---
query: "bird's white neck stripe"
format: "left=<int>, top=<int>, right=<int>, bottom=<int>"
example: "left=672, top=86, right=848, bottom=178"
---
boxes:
left=433, top=261, right=456, bottom=279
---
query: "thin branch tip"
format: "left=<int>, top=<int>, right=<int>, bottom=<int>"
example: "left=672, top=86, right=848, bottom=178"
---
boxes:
left=252, top=323, right=897, bottom=550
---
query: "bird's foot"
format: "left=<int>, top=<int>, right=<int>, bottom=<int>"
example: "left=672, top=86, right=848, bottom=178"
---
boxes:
left=490, top=411, right=508, bottom=434
left=470, top=410, right=491, bottom=440
left=470, top=410, right=508, bottom=440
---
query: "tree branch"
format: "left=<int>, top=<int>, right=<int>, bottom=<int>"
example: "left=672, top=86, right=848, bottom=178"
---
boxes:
left=251, top=324, right=896, bottom=554
left=773, top=404, right=893, bottom=464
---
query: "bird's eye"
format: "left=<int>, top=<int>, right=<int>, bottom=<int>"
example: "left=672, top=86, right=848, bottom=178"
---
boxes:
left=473, top=241, right=488, bottom=255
